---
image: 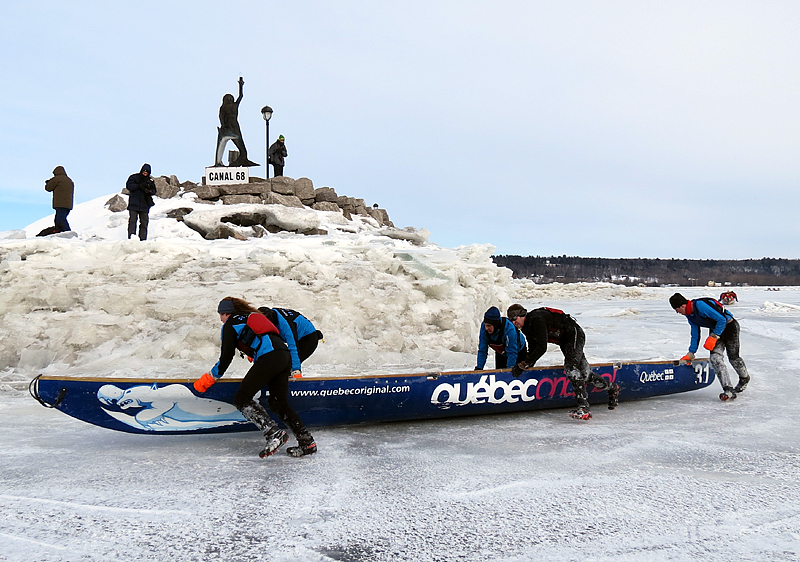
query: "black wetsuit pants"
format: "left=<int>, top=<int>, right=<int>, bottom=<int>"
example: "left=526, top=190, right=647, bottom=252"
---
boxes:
left=560, top=322, right=612, bottom=409
left=233, top=347, right=307, bottom=436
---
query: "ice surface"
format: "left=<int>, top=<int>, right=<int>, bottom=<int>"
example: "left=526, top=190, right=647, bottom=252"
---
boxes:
left=1, top=197, right=798, bottom=561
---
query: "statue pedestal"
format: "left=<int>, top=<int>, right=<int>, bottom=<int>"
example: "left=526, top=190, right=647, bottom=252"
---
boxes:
left=204, top=167, right=249, bottom=186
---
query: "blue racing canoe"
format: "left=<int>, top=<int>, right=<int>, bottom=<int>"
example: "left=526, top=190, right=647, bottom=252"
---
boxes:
left=29, top=359, right=715, bottom=434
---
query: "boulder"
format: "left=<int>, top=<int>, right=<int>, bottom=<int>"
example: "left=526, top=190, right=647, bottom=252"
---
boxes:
left=295, top=177, right=315, bottom=203
left=312, top=202, right=341, bottom=212
left=264, top=192, right=304, bottom=208
left=205, top=224, right=248, bottom=241
left=270, top=176, right=296, bottom=195
left=105, top=194, right=127, bottom=213
left=154, top=176, right=180, bottom=199
left=166, top=208, right=193, bottom=221
left=218, top=183, right=263, bottom=196
left=221, top=194, right=262, bottom=205
left=185, top=184, right=220, bottom=201
left=314, top=186, right=338, bottom=203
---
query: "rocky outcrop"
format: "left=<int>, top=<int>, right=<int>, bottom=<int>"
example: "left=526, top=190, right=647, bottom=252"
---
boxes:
left=110, top=173, right=408, bottom=242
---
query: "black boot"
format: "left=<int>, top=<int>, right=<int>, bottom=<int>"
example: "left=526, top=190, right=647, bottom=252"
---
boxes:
left=287, top=430, right=317, bottom=457
left=239, top=401, right=288, bottom=457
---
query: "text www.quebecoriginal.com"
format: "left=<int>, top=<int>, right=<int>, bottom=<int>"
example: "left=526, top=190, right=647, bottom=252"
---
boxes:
left=290, top=384, right=412, bottom=398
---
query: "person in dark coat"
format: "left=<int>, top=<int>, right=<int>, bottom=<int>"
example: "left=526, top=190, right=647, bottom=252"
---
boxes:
left=268, top=135, right=288, bottom=176
left=669, top=292, right=750, bottom=401
left=44, top=166, right=74, bottom=232
left=126, top=163, right=157, bottom=240
left=507, top=304, right=619, bottom=420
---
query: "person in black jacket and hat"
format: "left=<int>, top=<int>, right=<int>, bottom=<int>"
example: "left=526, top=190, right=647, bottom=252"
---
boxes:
left=508, top=303, right=619, bottom=421
left=126, top=163, right=157, bottom=240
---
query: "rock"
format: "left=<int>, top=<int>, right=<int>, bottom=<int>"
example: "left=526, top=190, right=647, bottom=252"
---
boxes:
left=218, top=183, right=263, bottom=196
left=314, top=186, right=338, bottom=203
left=105, top=194, right=127, bottom=213
left=270, top=176, right=296, bottom=195
left=154, top=176, right=180, bottom=199
left=205, top=224, right=248, bottom=241
left=295, top=177, right=315, bottom=203
left=169, top=175, right=180, bottom=187
left=185, top=184, right=220, bottom=200
left=264, top=192, right=304, bottom=208
left=166, top=208, right=193, bottom=221
left=221, top=194, right=262, bottom=205
left=312, top=202, right=341, bottom=212
left=221, top=211, right=267, bottom=227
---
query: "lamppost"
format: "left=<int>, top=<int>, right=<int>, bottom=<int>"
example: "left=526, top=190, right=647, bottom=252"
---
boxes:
left=261, top=105, right=273, bottom=179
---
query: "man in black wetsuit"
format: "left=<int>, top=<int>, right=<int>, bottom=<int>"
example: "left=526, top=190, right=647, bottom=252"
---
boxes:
left=507, top=304, right=619, bottom=421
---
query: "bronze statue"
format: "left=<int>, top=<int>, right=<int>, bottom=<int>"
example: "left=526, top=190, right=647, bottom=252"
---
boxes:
left=215, top=77, right=258, bottom=167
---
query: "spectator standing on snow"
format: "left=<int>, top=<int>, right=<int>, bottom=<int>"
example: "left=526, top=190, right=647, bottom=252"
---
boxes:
left=193, top=297, right=317, bottom=458
left=258, top=306, right=323, bottom=378
left=126, top=163, right=157, bottom=240
left=475, top=306, right=526, bottom=370
left=44, top=166, right=74, bottom=232
left=507, top=303, right=619, bottom=420
left=268, top=135, right=288, bottom=177
left=669, top=293, right=750, bottom=401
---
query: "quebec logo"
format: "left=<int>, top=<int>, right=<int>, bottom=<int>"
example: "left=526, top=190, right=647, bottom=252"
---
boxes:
left=430, top=374, right=539, bottom=408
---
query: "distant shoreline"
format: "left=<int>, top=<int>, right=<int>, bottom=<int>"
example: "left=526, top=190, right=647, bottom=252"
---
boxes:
left=493, top=255, right=800, bottom=287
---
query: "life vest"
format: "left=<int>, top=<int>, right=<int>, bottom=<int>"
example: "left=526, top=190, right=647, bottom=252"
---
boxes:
left=488, top=320, right=507, bottom=353
left=543, top=307, right=567, bottom=344
left=236, top=313, right=280, bottom=357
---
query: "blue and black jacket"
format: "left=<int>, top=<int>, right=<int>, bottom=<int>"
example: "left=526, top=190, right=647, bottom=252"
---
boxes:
left=210, top=313, right=288, bottom=379
left=685, top=298, right=734, bottom=354
left=260, top=307, right=318, bottom=371
left=476, top=317, right=526, bottom=369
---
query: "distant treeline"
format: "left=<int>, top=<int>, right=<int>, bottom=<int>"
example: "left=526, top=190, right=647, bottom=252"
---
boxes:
left=491, top=255, right=800, bottom=286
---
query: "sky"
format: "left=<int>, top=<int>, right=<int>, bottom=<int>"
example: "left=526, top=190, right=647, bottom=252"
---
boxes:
left=2, top=1, right=800, bottom=259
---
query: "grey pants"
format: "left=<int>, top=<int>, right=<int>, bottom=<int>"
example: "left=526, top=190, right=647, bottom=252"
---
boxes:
left=128, top=210, right=150, bottom=240
left=561, top=323, right=613, bottom=409
left=710, top=319, right=749, bottom=390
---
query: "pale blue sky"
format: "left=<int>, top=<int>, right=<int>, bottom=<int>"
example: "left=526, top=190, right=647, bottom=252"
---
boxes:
left=2, top=1, right=799, bottom=258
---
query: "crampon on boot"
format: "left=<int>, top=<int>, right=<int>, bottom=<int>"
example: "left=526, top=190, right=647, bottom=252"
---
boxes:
left=719, top=387, right=737, bottom=402
left=733, top=376, right=750, bottom=394
left=607, top=383, right=620, bottom=410
left=287, top=431, right=317, bottom=457
left=569, top=407, right=592, bottom=420
left=259, top=429, right=289, bottom=458
left=287, top=442, right=317, bottom=457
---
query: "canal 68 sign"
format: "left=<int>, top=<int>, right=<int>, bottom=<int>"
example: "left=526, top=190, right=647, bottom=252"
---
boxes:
left=204, top=166, right=249, bottom=185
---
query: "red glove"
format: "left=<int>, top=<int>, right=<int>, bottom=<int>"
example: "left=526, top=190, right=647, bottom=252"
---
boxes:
left=703, top=336, right=718, bottom=351
left=193, top=373, right=216, bottom=393
left=679, top=353, right=694, bottom=365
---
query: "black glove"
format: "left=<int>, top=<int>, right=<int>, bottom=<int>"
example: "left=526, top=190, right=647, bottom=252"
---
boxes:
left=474, top=366, right=482, bottom=371
left=511, top=362, right=526, bottom=378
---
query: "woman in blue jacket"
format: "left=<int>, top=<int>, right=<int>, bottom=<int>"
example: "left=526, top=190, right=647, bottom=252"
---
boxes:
left=193, top=297, right=317, bottom=458
left=670, top=293, right=750, bottom=401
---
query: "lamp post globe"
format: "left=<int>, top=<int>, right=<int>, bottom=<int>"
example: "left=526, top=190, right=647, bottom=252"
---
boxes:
left=261, top=106, right=273, bottom=179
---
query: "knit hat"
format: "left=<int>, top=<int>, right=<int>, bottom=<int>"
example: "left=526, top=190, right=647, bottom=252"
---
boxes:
left=217, top=299, right=236, bottom=314
left=669, top=293, right=688, bottom=309
left=483, top=306, right=502, bottom=328
left=278, top=135, right=285, bottom=140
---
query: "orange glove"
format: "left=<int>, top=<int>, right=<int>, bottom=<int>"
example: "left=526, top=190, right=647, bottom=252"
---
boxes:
left=679, top=353, right=695, bottom=365
left=703, top=336, right=718, bottom=351
left=193, top=373, right=216, bottom=393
